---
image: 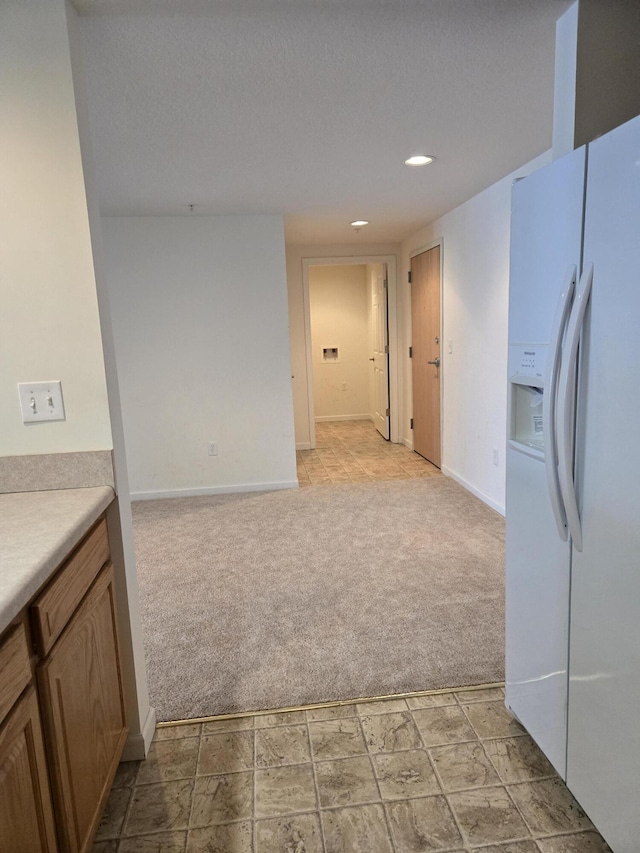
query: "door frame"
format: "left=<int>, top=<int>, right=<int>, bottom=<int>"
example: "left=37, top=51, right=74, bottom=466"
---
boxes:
left=302, top=254, right=399, bottom=449
left=409, top=238, right=444, bottom=462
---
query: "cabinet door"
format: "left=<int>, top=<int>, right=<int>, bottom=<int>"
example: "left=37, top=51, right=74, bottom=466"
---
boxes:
left=38, top=564, right=128, bottom=853
left=0, top=686, right=58, bottom=853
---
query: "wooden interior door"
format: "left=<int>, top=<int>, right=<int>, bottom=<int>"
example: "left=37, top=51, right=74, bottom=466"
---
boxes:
left=411, top=246, right=441, bottom=467
left=372, top=264, right=390, bottom=439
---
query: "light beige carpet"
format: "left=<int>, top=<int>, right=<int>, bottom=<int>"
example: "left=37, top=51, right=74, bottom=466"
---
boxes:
left=132, top=477, right=505, bottom=721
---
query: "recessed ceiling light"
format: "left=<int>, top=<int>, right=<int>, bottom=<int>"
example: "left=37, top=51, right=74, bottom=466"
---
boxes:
left=405, top=155, right=435, bottom=166
left=351, top=220, right=369, bottom=227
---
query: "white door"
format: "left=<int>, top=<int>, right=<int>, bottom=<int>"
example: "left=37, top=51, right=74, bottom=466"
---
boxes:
left=371, top=264, right=389, bottom=439
left=566, top=113, right=640, bottom=853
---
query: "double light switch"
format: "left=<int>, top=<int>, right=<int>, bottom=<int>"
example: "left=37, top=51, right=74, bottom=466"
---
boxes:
left=18, top=381, right=65, bottom=423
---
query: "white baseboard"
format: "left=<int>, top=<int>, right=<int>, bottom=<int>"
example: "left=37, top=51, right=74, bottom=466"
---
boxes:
left=441, top=466, right=505, bottom=516
left=401, top=436, right=414, bottom=450
left=314, top=414, right=373, bottom=422
left=296, top=442, right=311, bottom=451
left=122, top=704, right=156, bottom=760
left=131, top=481, right=298, bottom=501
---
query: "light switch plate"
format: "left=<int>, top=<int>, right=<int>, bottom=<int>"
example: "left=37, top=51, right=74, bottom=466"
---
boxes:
left=18, top=380, right=66, bottom=423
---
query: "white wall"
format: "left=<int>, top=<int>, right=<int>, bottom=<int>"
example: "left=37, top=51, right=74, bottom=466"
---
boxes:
left=0, top=0, right=112, bottom=457
left=287, top=243, right=399, bottom=448
left=66, top=0, right=155, bottom=757
left=309, top=265, right=370, bottom=420
left=103, top=215, right=297, bottom=498
left=399, top=151, right=552, bottom=514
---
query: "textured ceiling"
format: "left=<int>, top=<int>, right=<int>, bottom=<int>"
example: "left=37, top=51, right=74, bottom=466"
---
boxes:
left=73, top=0, right=572, bottom=244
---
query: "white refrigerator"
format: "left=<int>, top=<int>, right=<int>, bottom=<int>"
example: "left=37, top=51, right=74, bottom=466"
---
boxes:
left=506, top=112, right=640, bottom=853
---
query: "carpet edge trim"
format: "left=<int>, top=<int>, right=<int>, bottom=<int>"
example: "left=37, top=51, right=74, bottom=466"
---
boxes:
left=156, top=681, right=506, bottom=728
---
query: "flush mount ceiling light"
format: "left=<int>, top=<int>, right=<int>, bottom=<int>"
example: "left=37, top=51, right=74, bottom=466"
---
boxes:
left=405, top=155, right=435, bottom=166
left=350, top=220, right=369, bottom=227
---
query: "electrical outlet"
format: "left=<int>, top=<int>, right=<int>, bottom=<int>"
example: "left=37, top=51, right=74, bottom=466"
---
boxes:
left=207, top=442, right=218, bottom=456
left=493, top=448, right=499, bottom=466
left=448, top=339, right=453, bottom=354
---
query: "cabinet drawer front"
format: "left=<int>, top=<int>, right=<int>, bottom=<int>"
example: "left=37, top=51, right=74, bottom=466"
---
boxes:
left=0, top=621, right=31, bottom=726
left=31, top=518, right=110, bottom=656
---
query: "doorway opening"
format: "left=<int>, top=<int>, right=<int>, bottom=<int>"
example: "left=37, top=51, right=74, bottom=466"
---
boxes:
left=308, top=262, right=389, bottom=438
left=302, top=254, right=399, bottom=450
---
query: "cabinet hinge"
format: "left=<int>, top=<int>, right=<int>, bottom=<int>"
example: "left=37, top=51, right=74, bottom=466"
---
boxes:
left=384, top=344, right=389, bottom=354
left=408, top=271, right=412, bottom=283
left=410, top=417, right=414, bottom=429
left=409, top=346, right=413, bottom=358
left=386, top=408, right=390, bottom=417
left=383, top=279, right=388, bottom=290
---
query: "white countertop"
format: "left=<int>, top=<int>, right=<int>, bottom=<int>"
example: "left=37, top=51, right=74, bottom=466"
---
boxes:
left=0, top=487, right=115, bottom=634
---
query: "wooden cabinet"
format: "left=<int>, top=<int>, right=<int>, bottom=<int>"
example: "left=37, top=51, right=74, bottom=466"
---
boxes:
left=37, top=564, right=127, bottom=853
left=0, top=512, right=128, bottom=853
left=0, top=650, right=57, bottom=853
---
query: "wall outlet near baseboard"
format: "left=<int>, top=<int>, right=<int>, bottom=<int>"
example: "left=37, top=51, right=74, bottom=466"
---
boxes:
left=493, top=448, right=499, bottom=466
left=207, top=442, right=218, bottom=456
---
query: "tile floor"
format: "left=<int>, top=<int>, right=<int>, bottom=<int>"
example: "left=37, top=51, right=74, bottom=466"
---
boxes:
left=93, top=686, right=611, bottom=852
left=297, top=420, right=440, bottom=486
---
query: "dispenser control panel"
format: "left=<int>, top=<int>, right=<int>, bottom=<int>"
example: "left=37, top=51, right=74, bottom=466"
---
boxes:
left=508, top=344, right=546, bottom=382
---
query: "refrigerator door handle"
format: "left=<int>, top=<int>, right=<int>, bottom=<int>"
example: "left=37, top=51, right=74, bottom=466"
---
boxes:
left=557, top=263, right=594, bottom=552
left=544, top=265, right=576, bottom=541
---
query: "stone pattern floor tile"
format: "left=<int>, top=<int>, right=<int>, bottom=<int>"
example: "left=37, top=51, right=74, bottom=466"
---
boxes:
left=483, top=736, right=555, bottom=784
left=535, top=831, right=613, bottom=852
left=387, top=795, right=463, bottom=851
left=155, top=723, right=203, bottom=740
left=93, top=685, right=612, bottom=853
left=255, top=724, right=311, bottom=767
left=296, top=420, right=441, bottom=486
left=306, top=704, right=357, bottom=722
left=321, top=803, right=394, bottom=853
left=430, top=740, right=500, bottom=792
left=256, top=814, right=324, bottom=853
left=137, top=737, right=200, bottom=784
left=187, top=822, right=253, bottom=852
left=372, top=749, right=440, bottom=800
left=315, top=756, right=379, bottom=808
left=202, top=717, right=254, bottom=734
left=412, top=705, right=477, bottom=746
left=406, top=693, right=457, bottom=709
left=447, top=787, right=529, bottom=846
left=308, top=717, right=368, bottom=759
left=190, top=772, right=253, bottom=827
left=255, top=764, right=317, bottom=818
left=360, top=711, right=422, bottom=753
left=507, top=778, right=594, bottom=836
left=125, top=779, right=194, bottom=836
left=118, top=832, right=187, bottom=852
left=197, top=731, right=254, bottom=775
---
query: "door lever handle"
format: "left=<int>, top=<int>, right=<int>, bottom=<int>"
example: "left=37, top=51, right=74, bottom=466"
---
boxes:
left=427, top=357, right=440, bottom=367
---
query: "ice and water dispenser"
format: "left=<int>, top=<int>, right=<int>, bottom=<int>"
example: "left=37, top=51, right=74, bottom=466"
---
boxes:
left=508, top=345, right=547, bottom=459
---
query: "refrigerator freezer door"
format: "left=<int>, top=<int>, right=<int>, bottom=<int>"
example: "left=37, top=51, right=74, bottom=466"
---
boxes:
left=566, top=113, right=640, bottom=852
left=505, top=447, right=571, bottom=777
left=508, top=147, right=586, bottom=345
left=506, top=144, right=586, bottom=780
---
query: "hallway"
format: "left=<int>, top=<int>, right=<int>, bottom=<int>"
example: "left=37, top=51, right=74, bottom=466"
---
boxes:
left=297, top=420, right=440, bottom=486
